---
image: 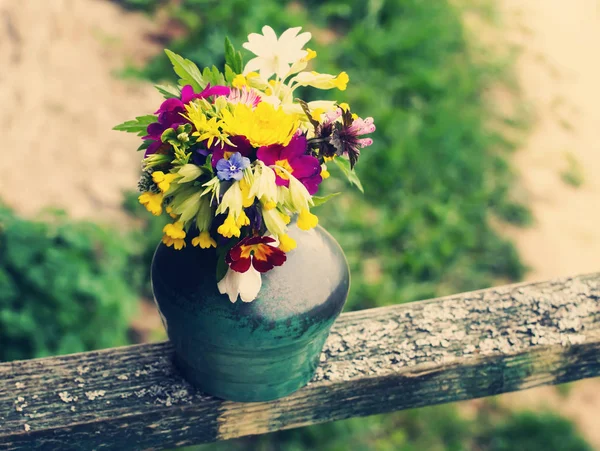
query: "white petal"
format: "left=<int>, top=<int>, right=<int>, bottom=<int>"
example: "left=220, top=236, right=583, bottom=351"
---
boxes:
left=243, top=57, right=265, bottom=75
left=259, top=61, right=278, bottom=80
left=275, top=59, right=291, bottom=79
left=217, top=267, right=262, bottom=303
left=262, top=25, right=278, bottom=42
left=217, top=269, right=239, bottom=303
left=282, top=30, right=311, bottom=52
left=238, top=267, right=262, bottom=302
left=277, top=27, right=302, bottom=46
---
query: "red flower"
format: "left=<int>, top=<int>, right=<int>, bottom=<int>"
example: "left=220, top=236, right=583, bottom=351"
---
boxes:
left=226, top=236, right=286, bottom=273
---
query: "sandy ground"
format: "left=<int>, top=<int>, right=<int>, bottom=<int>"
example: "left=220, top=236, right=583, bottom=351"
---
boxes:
left=483, top=0, right=600, bottom=447
left=0, top=0, right=162, bottom=222
left=1, top=0, right=598, bottom=446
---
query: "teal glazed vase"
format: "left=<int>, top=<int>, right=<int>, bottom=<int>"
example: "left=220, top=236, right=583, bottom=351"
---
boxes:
left=151, top=223, right=350, bottom=402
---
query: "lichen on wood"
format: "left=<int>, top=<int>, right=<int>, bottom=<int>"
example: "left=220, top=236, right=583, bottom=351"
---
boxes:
left=0, top=274, right=598, bottom=451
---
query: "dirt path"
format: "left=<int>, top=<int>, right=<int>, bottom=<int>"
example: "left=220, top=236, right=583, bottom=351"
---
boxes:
left=0, top=0, right=162, bottom=222
left=494, top=0, right=600, bottom=447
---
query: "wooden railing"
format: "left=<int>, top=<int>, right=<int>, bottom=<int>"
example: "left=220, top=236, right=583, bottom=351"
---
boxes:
left=1, top=273, right=599, bottom=451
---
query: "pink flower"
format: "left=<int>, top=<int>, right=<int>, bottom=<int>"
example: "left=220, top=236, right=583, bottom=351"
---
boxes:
left=256, top=133, right=322, bottom=195
left=227, top=87, right=261, bottom=107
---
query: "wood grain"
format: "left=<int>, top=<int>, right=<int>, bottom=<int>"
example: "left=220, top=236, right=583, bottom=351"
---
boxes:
left=1, top=274, right=599, bottom=451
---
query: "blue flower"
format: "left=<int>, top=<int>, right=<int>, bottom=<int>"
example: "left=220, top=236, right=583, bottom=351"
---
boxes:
left=216, top=152, right=250, bottom=181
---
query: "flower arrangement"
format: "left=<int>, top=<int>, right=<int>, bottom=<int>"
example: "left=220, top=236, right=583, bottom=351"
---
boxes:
left=115, top=26, right=375, bottom=303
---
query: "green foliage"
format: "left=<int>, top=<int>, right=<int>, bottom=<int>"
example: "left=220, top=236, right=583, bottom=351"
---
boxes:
left=0, top=205, right=138, bottom=362
left=478, top=411, right=592, bottom=451
left=113, top=114, right=157, bottom=136
left=332, top=157, right=364, bottom=193
left=224, top=37, right=244, bottom=74
left=164, top=48, right=207, bottom=91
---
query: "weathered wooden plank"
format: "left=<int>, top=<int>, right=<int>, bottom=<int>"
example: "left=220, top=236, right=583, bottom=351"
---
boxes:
left=0, top=273, right=599, bottom=451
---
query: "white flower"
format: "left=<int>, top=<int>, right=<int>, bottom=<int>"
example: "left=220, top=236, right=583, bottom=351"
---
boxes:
left=242, top=26, right=312, bottom=79
left=217, top=266, right=262, bottom=303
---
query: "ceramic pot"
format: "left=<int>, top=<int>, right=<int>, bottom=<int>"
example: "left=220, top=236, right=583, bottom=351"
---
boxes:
left=151, top=223, right=350, bottom=402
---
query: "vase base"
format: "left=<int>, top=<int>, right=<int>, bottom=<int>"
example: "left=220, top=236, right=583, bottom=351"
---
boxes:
left=174, top=353, right=317, bottom=402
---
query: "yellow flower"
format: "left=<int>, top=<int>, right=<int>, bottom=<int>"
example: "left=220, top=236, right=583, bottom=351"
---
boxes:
left=165, top=206, right=178, bottom=219
left=236, top=210, right=250, bottom=228
left=338, top=102, right=350, bottom=112
left=220, top=102, right=298, bottom=148
left=278, top=233, right=297, bottom=252
left=310, top=107, right=325, bottom=122
left=232, top=74, right=247, bottom=88
left=305, top=48, right=317, bottom=61
left=138, top=192, right=163, bottom=216
left=196, top=116, right=225, bottom=148
left=152, top=171, right=179, bottom=193
left=281, top=213, right=291, bottom=225
left=298, top=208, right=318, bottom=230
left=163, top=221, right=186, bottom=239
left=185, top=104, right=228, bottom=148
left=239, top=177, right=255, bottom=208
left=321, top=168, right=330, bottom=179
left=263, top=200, right=277, bottom=211
left=162, top=235, right=186, bottom=250
left=333, top=72, right=349, bottom=90
left=192, top=231, right=217, bottom=249
left=293, top=71, right=349, bottom=91
left=217, top=214, right=241, bottom=238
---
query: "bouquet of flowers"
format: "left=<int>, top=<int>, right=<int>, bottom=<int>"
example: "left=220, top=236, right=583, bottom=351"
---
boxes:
left=115, top=26, right=375, bottom=303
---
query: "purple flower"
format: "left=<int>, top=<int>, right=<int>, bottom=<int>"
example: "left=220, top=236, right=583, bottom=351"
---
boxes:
left=257, top=132, right=322, bottom=195
left=329, top=109, right=375, bottom=169
left=307, top=106, right=375, bottom=169
left=143, top=84, right=231, bottom=157
left=216, top=152, right=250, bottom=181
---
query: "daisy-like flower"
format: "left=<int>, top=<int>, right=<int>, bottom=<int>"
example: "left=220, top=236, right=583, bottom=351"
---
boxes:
left=227, top=87, right=261, bottom=107
left=220, top=102, right=298, bottom=148
left=226, top=236, right=286, bottom=273
left=242, top=26, right=311, bottom=80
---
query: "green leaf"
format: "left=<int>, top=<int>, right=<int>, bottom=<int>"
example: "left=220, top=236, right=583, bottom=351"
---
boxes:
left=137, top=140, right=152, bottom=152
left=224, top=37, right=243, bottom=74
left=202, top=65, right=226, bottom=87
left=333, top=158, right=365, bottom=193
left=113, top=115, right=157, bottom=136
left=155, top=84, right=181, bottom=99
left=312, top=192, right=341, bottom=207
left=215, top=239, right=237, bottom=282
left=164, top=49, right=206, bottom=91
left=224, top=64, right=236, bottom=84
